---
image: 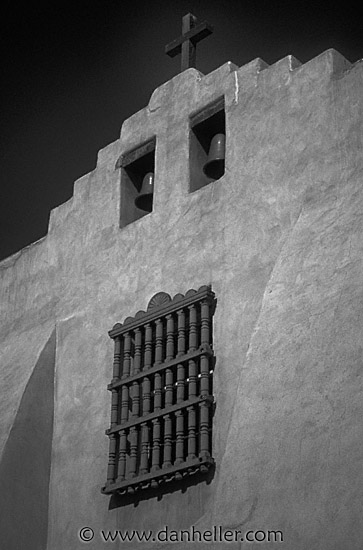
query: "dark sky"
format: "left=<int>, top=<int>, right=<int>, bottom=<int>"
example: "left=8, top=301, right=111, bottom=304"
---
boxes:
left=0, top=1, right=361, bottom=261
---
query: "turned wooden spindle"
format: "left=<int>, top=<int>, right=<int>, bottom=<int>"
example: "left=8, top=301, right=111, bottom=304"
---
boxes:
left=142, top=323, right=152, bottom=416
left=187, top=405, right=197, bottom=460
left=187, top=304, right=198, bottom=399
left=176, top=309, right=186, bottom=403
left=129, top=427, right=138, bottom=478
left=199, top=402, right=210, bottom=459
left=164, top=368, right=174, bottom=408
left=131, top=334, right=141, bottom=417
left=110, top=388, right=119, bottom=427
left=139, top=422, right=150, bottom=475
left=188, top=304, right=198, bottom=351
left=187, top=304, right=198, bottom=459
left=165, top=314, right=174, bottom=407
left=154, top=319, right=163, bottom=365
left=166, top=314, right=175, bottom=361
left=176, top=376, right=185, bottom=405
left=122, top=332, right=132, bottom=379
left=133, top=327, right=142, bottom=375
left=177, top=309, right=186, bottom=355
left=142, top=376, right=151, bottom=416
left=112, top=336, right=121, bottom=383
left=106, top=434, right=117, bottom=484
left=116, top=430, right=127, bottom=482
left=175, top=410, right=184, bottom=464
left=120, top=385, right=129, bottom=424
left=139, top=324, right=152, bottom=475
left=154, top=373, right=162, bottom=412
left=131, top=381, right=140, bottom=418
left=154, top=319, right=163, bottom=411
left=162, top=414, right=173, bottom=468
left=151, top=418, right=161, bottom=471
left=199, top=299, right=211, bottom=459
left=144, top=323, right=153, bottom=369
left=200, top=299, right=210, bottom=397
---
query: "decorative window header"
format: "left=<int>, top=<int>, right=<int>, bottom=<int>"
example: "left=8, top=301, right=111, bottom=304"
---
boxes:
left=109, top=285, right=214, bottom=337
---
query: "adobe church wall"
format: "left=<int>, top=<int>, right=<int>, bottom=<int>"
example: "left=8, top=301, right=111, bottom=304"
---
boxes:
left=0, top=138, right=121, bottom=550
left=0, top=48, right=362, bottom=550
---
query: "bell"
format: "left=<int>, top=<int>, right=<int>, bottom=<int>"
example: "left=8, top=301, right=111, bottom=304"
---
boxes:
left=135, top=172, right=154, bottom=212
left=203, top=133, right=225, bottom=180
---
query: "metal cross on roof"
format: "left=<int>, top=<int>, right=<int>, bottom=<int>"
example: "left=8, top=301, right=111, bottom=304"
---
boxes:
left=165, top=13, right=214, bottom=72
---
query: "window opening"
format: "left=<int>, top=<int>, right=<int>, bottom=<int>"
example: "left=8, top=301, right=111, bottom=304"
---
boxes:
left=102, top=285, right=216, bottom=497
left=117, top=137, right=156, bottom=227
left=189, top=97, right=225, bottom=192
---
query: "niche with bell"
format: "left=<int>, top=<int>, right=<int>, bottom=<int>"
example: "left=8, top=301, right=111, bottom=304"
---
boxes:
left=118, top=137, right=156, bottom=227
left=189, top=97, right=225, bottom=193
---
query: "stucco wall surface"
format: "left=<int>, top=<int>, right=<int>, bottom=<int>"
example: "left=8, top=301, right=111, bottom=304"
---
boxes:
left=0, top=330, right=55, bottom=550
left=0, top=49, right=363, bottom=550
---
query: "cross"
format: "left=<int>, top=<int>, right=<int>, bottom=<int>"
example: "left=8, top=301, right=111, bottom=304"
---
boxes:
left=165, top=13, right=214, bottom=72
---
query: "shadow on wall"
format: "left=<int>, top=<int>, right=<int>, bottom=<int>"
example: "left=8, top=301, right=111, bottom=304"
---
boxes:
left=0, top=330, right=56, bottom=550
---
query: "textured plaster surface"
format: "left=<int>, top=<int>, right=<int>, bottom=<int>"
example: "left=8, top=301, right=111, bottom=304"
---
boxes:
left=0, top=330, right=55, bottom=550
left=0, top=49, right=363, bottom=549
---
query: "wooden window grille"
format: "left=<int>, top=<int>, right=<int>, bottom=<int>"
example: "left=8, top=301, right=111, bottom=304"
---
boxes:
left=102, top=285, right=216, bottom=496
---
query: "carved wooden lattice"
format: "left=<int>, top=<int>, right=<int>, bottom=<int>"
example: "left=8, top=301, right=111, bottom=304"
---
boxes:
left=102, top=285, right=216, bottom=496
